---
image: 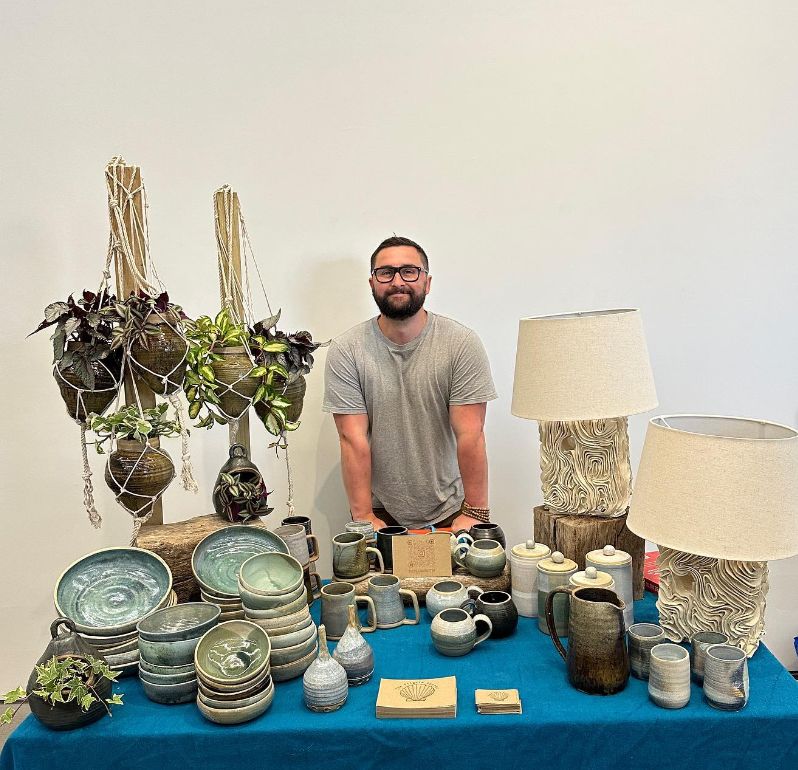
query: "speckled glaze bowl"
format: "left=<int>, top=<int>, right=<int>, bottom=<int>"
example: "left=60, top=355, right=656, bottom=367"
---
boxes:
left=239, top=552, right=304, bottom=596
left=141, top=677, right=198, bottom=705
left=138, top=634, right=204, bottom=667
left=137, top=603, right=220, bottom=642
left=238, top=582, right=306, bottom=611
left=196, top=680, right=275, bottom=724
left=194, top=620, right=271, bottom=687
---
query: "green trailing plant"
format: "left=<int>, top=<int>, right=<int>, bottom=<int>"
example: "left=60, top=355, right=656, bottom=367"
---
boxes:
left=1, top=655, right=123, bottom=726
left=252, top=309, right=323, bottom=384
left=89, top=403, right=182, bottom=453
left=29, top=290, right=121, bottom=389
left=213, top=471, right=274, bottom=521
left=110, top=290, right=186, bottom=351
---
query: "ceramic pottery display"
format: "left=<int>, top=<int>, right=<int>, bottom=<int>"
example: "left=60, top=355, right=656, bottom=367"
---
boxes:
left=468, top=522, right=506, bottom=549
left=648, top=643, right=691, bottom=709
left=703, top=644, right=749, bottom=711
left=545, top=586, right=629, bottom=695
left=367, top=575, right=420, bottom=629
left=256, top=374, right=306, bottom=424
left=461, top=589, right=518, bottom=639
left=212, top=444, right=272, bottom=522
left=333, top=605, right=374, bottom=686
left=320, top=582, right=377, bottom=641
left=54, top=347, right=122, bottom=422
left=509, top=540, right=551, bottom=618
left=426, top=580, right=479, bottom=619
left=430, top=608, right=492, bottom=657
left=689, top=631, right=728, bottom=685
left=332, top=532, right=384, bottom=580
left=452, top=539, right=506, bottom=578
left=628, top=623, right=667, bottom=680
left=568, top=566, right=615, bottom=632
left=303, top=625, right=349, bottom=712
left=375, top=526, right=407, bottom=572
left=26, top=619, right=112, bottom=731
left=274, top=523, right=319, bottom=567
left=537, top=551, right=577, bottom=636
left=281, top=515, right=317, bottom=557
left=304, top=566, right=322, bottom=605
left=105, top=438, right=174, bottom=517
left=345, top=520, right=376, bottom=543
left=130, top=314, right=187, bottom=395
left=211, top=346, right=259, bottom=418
left=585, top=545, right=634, bottom=629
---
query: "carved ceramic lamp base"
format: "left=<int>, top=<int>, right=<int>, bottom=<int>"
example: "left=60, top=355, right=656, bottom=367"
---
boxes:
left=539, top=417, right=631, bottom=517
left=656, top=546, right=768, bottom=657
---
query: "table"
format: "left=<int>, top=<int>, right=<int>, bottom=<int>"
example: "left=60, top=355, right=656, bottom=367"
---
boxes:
left=3, top=594, right=798, bottom=770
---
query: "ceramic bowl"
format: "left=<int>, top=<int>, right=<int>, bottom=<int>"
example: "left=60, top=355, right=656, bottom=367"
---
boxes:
left=239, top=552, right=304, bottom=596
left=270, top=631, right=319, bottom=666
left=139, top=666, right=197, bottom=686
left=238, top=581, right=306, bottom=611
left=80, top=628, right=139, bottom=647
left=91, top=636, right=140, bottom=655
left=192, top=526, right=289, bottom=597
left=241, top=592, right=308, bottom=618
left=141, top=676, right=198, bottom=705
left=196, top=680, right=274, bottom=724
left=194, top=620, right=271, bottom=686
left=270, top=644, right=318, bottom=682
left=138, top=634, right=203, bottom=667
left=105, top=648, right=140, bottom=667
left=110, top=658, right=141, bottom=677
left=200, top=591, right=242, bottom=607
left=198, top=679, right=274, bottom=710
left=218, top=610, right=246, bottom=622
left=260, top=614, right=315, bottom=637
left=139, top=658, right=195, bottom=677
left=137, top=603, right=221, bottom=643
left=269, top=623, right=318, bottom=650
left=246, top=606, right=310, bottom=630
left=198, top=663, right=271, bottom=694
left=198, top=672, right=272, bottom=701
left=55, top=547, right=173, bottom=635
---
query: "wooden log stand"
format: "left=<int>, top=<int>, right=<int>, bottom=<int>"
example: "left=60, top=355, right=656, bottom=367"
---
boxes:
left=533, top=505, right=645, bottom=599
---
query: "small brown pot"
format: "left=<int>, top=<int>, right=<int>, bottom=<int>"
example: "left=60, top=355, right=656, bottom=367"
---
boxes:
left=54, top=348, right=122, bottom=423
left=130, top=314, right=187, bottom=396
left=105, top=438, right=174, bottom=516
left=210, top=346, right=259, bottom=418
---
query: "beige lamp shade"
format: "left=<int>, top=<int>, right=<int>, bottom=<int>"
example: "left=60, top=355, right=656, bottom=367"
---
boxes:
left=511, top=308, right=658, bottom=421
left=627, top=415, right=798, bottom=561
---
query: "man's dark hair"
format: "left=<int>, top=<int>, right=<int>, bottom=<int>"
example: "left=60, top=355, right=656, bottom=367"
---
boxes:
left=370, top=236, right=429, bottom=271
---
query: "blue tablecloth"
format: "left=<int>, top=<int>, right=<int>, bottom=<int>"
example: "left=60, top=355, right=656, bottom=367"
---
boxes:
left=3, top=594, right=798, bottom=770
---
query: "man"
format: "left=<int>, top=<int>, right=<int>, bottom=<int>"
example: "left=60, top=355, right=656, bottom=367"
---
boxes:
left=323, top=236, right=497, bottom=533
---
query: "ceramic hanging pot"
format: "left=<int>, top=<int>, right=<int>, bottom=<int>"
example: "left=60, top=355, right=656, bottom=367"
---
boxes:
left=54, top=346, right=122, bottom=423
left=303, top=625, right=349, bottom=712
left=333, top=605, right=374, bottom=686
left=105, top=438, right=174, bottom=516
left=210, top=346, right=259, bottom=418
left=130, top=314, right=187, bottom=396
left=212, top=444, right=272, bottom=522
left=256, top=374, right=307, bottom=425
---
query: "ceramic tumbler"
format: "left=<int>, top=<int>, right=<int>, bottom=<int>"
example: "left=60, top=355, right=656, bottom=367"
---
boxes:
left=367, top=575, right=420, bottom=629
left=689, top=631, right=728, bottom=685
left=461, top=589, right=518, bottom=638
left=426, top=580, right=479, bottom=619
left=430, top=608, right=492, bottom=657
left=509, top=540, right=551, bottom=618
left=281, top=515, right=317, bottom=557
left=274, top=524, right=319, bottom=567
left=332, top=532, right=384, bottom=580
left=376, top=526, right=408, bottom=572
left=452, top=539, right=506, bottom=578
left=648, top=643, right=691, bottom=709
left=628, top=623, right=667, bottom=680
left=703, top=644, right=749, bottom=711
left=320, top=582, right=377, bottom=641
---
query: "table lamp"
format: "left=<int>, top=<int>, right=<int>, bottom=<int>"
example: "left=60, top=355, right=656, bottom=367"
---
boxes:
left=511, top=308, right=658, bottom=516
left=627, top=415, right=798, bottom=655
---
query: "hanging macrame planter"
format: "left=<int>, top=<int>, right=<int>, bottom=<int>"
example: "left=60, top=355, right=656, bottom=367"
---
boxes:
left=130, top=312, right=188, bottom=396
left=212, top=346, right=260, bottom=419
left=105, top=437, right=175, bottom=518
left=54, top=348, right=122, bottom=423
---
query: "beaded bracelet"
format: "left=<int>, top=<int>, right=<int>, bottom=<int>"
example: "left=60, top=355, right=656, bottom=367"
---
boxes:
left=462, top=502, right=491, bottom=523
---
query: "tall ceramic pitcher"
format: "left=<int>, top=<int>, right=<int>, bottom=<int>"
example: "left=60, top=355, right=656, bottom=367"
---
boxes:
left=544, top=586, right=629, bottom=695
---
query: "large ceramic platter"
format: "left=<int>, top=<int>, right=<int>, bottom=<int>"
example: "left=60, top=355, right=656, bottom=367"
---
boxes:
left=54, top=547, right=173, bottom=635
left=192, top=526, right=289, bottom=598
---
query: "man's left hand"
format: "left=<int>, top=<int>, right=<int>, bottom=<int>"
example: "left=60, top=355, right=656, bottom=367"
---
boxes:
left=450, top=513, right=481, bottom=533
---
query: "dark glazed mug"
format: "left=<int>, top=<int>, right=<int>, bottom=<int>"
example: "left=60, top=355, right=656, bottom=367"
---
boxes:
left=461, top=589, right=518, bottom=639
left=376, top=526, right=408, bottom=572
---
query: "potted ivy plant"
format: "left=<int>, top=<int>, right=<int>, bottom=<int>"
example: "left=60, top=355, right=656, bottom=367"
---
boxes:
left=29, top=290, right=122, bottom=422
left=90, top=403, right=181, bottom=517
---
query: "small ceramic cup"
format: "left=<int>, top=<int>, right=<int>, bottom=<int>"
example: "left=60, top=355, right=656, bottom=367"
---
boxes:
left=689, top=631, right=728, bottom=685
left=628, top=623, right=667, bottom=680
left=346, top=520, right=376, bottom=542
left=320, top=582, right=377, bottom=641
left=703, top=644, right=749, bottom=711
left=430, top=608, right=492, bottom=657
left=332, top=532, right=384, bottom=580
left=648, top=643, right=691, bottom=709
left=461, top=589, right=518, bottom=638
left=274, top=524, right=319, bottom=567
left=452, top=539, right=506, bottom=578
left=426, top=580, right=479, bottom=619
left=366, top=575, right=420, bottom=629
left=468, top=523, right=506, bottom=549
left=281, top=515, right=317, bottom=557
left=376, top=526, right=408, bottom=572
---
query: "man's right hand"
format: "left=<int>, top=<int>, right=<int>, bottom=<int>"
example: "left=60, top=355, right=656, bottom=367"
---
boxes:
left=357, top=511, right=387, bottom=531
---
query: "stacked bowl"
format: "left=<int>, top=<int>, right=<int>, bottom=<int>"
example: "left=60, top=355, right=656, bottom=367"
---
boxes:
left=195, top=620, right=274, bottom=724
left=136, top=603, right=221, bottom=704
left=54, top=547, right=175, bottom=677
left=239, top=552, right=318, bottom=682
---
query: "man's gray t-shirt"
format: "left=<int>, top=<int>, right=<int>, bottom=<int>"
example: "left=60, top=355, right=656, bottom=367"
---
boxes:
left=323, top=312, right=497, bottom=528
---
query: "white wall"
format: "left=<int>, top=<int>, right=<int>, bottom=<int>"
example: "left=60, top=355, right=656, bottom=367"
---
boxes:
left=1, top=1, right=797, bottom=688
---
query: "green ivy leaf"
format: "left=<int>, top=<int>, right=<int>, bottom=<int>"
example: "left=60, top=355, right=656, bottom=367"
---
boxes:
left=2, top=686, right=26, bottom=704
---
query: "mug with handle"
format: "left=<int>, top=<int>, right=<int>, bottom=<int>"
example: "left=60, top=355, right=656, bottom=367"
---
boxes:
left=320, top=581, right=378, bottom=641
left=332, top=532, right=385, bottom=580
left=367, top=575, right=421, bottom=629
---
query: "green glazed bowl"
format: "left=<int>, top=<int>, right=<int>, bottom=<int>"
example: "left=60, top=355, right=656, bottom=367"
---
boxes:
left=55, top=547, right=173, bottom=635
left=239, top=553, right=304, bottom=596
left=141, top=677, right=198, bottom=705
left=138, top=635, right=203, bottom=667
left=139, top=666, right=197, bottom=686
left=137, top=603, right=221, bottom=642
left=192, top=526, right=289, bottom=597
left=196, top=681, right=274, bottom=724
left=194, top=620, right=271, bottom=686
left=139, top=658, right=195, bottom=677
left=238, top=581, right=306, bottom=611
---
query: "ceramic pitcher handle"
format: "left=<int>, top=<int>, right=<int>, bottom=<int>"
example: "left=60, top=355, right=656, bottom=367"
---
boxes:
left=452, top=543, right=469, bottom=569
left=399, top=589, right=420, bottom=625
left=366, top=547, right=385, bottom=574
left=306, top=534, right=320, bottom=561
left=545, top=586, right=572, bottom=662
left=473, top=614, right=493, bottom=646
left=466, top=585, right=483, bottom=600
left=356, top=595, right=378, bottom=633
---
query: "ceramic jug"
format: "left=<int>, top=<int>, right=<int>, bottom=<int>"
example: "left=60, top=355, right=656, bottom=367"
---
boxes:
left=452, top=539, right=506, bottom=578
left=332, top=532, right=385, bottom=580
left=545, top=586, right=629, bottom=695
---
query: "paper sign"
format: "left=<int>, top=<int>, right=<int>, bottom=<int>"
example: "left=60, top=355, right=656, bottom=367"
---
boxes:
left=391, top=533, right=452, bottom=578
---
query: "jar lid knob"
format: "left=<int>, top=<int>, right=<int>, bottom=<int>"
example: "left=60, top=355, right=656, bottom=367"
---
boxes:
left=585, top=566, right=598, bottom=580
left=552, top=551, right=564, bottom=564
left=526, top=539, right=536, bottom=549
left=603, top=545, right=616, bottom=556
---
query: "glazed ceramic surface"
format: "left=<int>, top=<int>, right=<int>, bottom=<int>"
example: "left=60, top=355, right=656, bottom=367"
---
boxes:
left=426, top=581, right=478, bottom=619
left=320, top=582, right=377, bottom=640
left=375, top=526, right=407, bottom=572
left=431, top=608, right=492, bottom=657
left=197, top=681, right=275, bottom=724
left=468, top=523, right=506, bottom=549
left=281, top=516, right=317, bottom=556
left=628, top=623, right=667, bottom=680
left=137, top=603, right=220, bottom=642
left=537, top=552, right=578, bottom=636
left=198, top=673, right=272, bottom=704
left=55, top=547, right=172, bottom=634
left=586, top=545, right=634, bottom=628
left=271, top=644, right=318, bottom=682
left=367, top=575, right=420, bottom=629
left=462, top=589, right=518, bottom=639
left=509, top=540, right=550, bottom=618
left=198, top=679, right=274, bottom=711
left=139, top=666, right=197, bottom=686
left=452, top=539, right=506, bottom=578
left=690, top=631, right=728, bottom=685
left=194, top=620, right=271, bottom=685
left=139, top=659, right=195, bottom=677
left=333, top=605, right=374, bottom=686
left=139, top=635, right=202, bottom=667
left=703, top=644, right=749, bottom=711
left=333, top=532, right=384, bottom=579
left=141, top=677, right=198, bottom=705
left=274, top=524, right=319, bottom=567
left=648, top=643, right=691, bottom=709
left=303, top=625, right=349, bottom=712
left=240, top=586, right=307, bottom=615
left=199, top=664, right=271, bottom=694
left=192, top=526, right=289, bottom=597
left=239, top=552, right=304, bottom=595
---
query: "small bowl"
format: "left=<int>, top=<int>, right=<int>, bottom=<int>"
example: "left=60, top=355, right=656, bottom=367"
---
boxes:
left=270, top=632, right=318, bottom=666
left=196, top=681, right=274, bottom=724
left=200, top=591, right=241, bottom=607
left=218, top=609, right=246, bottom=622
left=245, top=606, right=310, bottom=630
left=198, top=672, right=272, bottom=702
left=269, top=623, right=317, bottom=650
left=238, top=582, right=306, bottom=611
left=260, top=614, right=315, bottom=637
left=80, top=628, right=139, bottom=647
left=137, top=603, right=221, bottom=642
left=139, top=658, right=195, bottom=677
left=241, top=592, right=308, bottom=618
left=194, top=620, right=271, bottom=686
left=105, top=648, right=140, bottom=666
left=198, top=663, right=271, bottom=694
left=139, top=666, right=197, bottom=686
left=91, top=636, right=140, bottom=655
left=141, top=677, right=198, bottom=705
left=270, top=644, right=318, bottom=682
left=239, top=553, right=304, bottom=596
left=198, top=681, right=274, bottom=710
left=138, top=635, right=203, bottom=667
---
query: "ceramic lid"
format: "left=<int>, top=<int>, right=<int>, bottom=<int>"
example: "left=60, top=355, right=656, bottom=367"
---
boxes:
left=537, top=551, right=577, bottom=573
left=586, top=544, right=632, bottom=566
left=570, top=566, right=615, bottom=588
left=511, top=540, right=551, bottom=560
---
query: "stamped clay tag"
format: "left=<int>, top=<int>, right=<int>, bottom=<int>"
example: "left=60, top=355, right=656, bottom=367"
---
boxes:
left=391, top=533, right=452, bottom=578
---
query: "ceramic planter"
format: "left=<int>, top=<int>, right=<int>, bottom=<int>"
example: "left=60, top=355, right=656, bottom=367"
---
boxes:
left=256, top=374, right=306, bottom=424
left=130, top=315, right=187, bottom=395
left=303, top=625, right=348, bottom=712
left=105, top=438, right=174, bottom=517
left=211, top=346, right=259, bottom=418
left=333, top=605, right=374, bottom=686
left=212, top=444, right=271, bottom=522
left=648, top=643, right=691, bottom=709
left=452, top=539, right=506, bottom=578
left=431, top=608, right=492, bottom=657
left=54, top=347, right=122, bottom=423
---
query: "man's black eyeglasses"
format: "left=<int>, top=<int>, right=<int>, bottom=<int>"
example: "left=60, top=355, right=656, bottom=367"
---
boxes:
left=371, top=265, right=428, bottom=283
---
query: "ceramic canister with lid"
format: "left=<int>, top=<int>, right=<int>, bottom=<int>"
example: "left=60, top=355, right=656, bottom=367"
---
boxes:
left=586, top=545, right=634, bottom=628
left=537, top=551, right=577, bottom=636
left=509, top=540, right=551, bottom=618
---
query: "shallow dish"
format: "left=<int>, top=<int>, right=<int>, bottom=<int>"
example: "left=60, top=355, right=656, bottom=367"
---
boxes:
left=139, top=658, right=195, bottom=677
left=139, top=667, right=198, bottom=686
left=198, top=673, right=272, bottom=703
left=241, top=592, right=308, bottom=618
left=200, top=590, right=242, bottom=606
left=55, top=547, right=173, bottom=634
left=269, top=623, right=317, bottom=650
left=194, top=620, right=271, bottom=686
left=141, top=677, right=198, bottom=705
left=196, top=681, right=274, bottom=724
left=238, top=581, right=306, bottom=611
left=270, top=644, right=318, bottom=682
left=138, top=602, right=221, bottom=642
left=239, top=552, right=304, bottom=596
left=105, top=647, right=141, bottom=667
left=79, top=628, right=139, bottom=646
left=198, top=663, right=271, bottom=694
left=90, top=636, right=140, bottom=655
left=192, top=526, right=288, bottom=597
left=246, top=606, right=310, bottom=630
left=198, top=680, right=274, bottom=710
left=259, top=614, right=314, bottom=637
left=138, top=635, right=202, bottom=667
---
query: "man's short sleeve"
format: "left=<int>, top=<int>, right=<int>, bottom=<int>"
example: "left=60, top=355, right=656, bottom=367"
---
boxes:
left=449, top=331, right=498, bottom=405
left=322, top=339, right=367, bottom=414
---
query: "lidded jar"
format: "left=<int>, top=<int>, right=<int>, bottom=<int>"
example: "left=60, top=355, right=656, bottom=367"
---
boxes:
left=570, top=566, right=615, bottom=591
left=536, top=551, right=577, bottom=636
left=509, top=540, right=551, bottom=618
left=586, top=545, right=634, bottom=628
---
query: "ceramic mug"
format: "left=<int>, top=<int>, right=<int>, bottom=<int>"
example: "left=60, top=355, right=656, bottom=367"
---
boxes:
left=320, top=582, right=377, bottom=641
left=366, top=575, right=420, bottom=629
left=281, top=515, right=317, bottom=557
left=375, top=526, right=408, bottom=572
left=430, top=608, right=492, bottom=657
left=461, top=589, right=518, bottom=638
left=468, top=523, right=506, bottom=549
left=628, top=623, right=667, bottom=680
left=452, top=539, right=506, bottom=578
left=345, top=520, right=376, bottom=542
left=332, top=532, right=384, bottom=580
left=689, top=631, right=728, bottom=685
left=426, top=580, right=479, bottom=619
left=648, top=643, right=691, bottom=709
left=703, top=643, right=749, bottom=711
left=274, top=524, right=319, bottom=567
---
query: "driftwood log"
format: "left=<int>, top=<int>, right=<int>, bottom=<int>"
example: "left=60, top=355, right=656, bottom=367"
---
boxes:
left=533, top=505, right=645, bottom=599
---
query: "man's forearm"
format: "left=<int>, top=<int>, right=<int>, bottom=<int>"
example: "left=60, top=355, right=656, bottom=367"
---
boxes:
left=339, top=437, right=374, bottom=519
left=456, top=432, right=489, bottom=508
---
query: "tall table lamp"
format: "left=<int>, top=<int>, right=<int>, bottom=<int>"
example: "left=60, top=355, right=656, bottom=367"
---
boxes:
left=627, top=415, right=798, bottom=655
left=511, top=308, right=658, bottom=516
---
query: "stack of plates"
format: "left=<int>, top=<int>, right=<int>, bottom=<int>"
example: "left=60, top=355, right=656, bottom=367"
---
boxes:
left=195, top=620, right=275, bottom=724
left=136, top=603, right=221, bottom=704
left=239, top=552, right=318, bottom=682
left=192, top=526, right=290, bottom=620
left=54, top=547, right=174, bottom=677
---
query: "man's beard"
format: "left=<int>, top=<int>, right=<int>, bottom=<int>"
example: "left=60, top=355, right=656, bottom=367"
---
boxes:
left=372, top=287, right=427, bottom=320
